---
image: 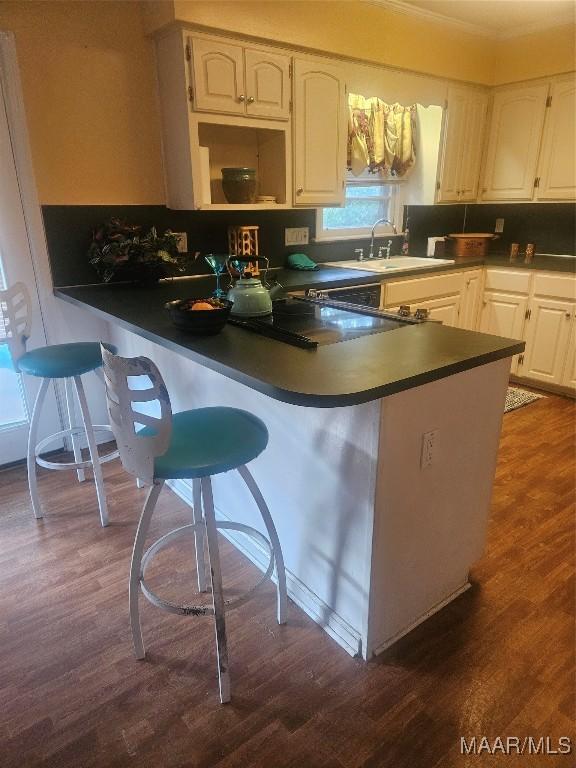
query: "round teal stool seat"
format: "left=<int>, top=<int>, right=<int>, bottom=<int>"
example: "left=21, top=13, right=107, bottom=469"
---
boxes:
left=139, top=407, right=269, bottom=480
left=17, top=342, right=112, bottom=379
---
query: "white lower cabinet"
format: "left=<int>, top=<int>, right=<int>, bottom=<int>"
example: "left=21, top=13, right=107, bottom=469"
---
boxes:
left=520, top=298, right=574, bottom=385
left=458, top=269, right=483, bottom=330
left=413, top=294, right=461, bottom=325
left=382, top=269, right=480, bottom=329
left=478, top=291, right=527, bottom=339
left=479, top=291, right=527, bottom=373
left=382, top=265, right=575, bottom=393
left=561, top=318, right=576, bottom=388
left=479, top=269, right=576, bottom=391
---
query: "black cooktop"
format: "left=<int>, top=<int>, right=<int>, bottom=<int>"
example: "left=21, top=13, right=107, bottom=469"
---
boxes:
left=228, top=298, right=410, bottom=348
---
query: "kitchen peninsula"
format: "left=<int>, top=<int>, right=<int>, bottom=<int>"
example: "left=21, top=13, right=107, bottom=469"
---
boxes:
left=56, top=281, right=523, bottom=658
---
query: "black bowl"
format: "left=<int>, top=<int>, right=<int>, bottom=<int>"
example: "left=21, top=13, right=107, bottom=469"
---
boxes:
left=165, top=298, right=233, bottom=335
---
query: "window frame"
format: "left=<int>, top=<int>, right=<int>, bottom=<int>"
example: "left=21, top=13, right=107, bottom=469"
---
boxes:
left=314, top=174, right=405, bottom=243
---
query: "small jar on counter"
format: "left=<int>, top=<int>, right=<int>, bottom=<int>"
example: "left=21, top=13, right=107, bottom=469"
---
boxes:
left=525, top=243, right=535, bottom=263
left=509, top=243, right=519, bottom=262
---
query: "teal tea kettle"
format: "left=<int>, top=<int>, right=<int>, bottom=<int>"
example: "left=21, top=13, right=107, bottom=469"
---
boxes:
left=227, top=256, right=283, bottom=317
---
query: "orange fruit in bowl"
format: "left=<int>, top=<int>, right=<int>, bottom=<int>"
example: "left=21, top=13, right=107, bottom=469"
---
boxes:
left=191, top=301, right=216, bottom=311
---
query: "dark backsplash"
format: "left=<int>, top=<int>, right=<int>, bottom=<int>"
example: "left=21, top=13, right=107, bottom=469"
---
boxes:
left=405, top=203, right=576, bottom=258
left=44, top=202, right=575, bottom=287
left=43, top=205, right=317, bottom=287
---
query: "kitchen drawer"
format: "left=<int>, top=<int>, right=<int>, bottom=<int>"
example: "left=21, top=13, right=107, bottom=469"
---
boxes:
left=484, top=268, right=531, bottom=294
left=532, top=272, right=576, bottom=301
left=384, top=272, right=464, bottom=306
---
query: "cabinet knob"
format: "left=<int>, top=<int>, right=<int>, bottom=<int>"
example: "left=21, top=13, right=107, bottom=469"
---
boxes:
left=296, top=187, right=303, bottom=195
left=238, top=94, right=245, bottom=102
left=247, top=96, right=255, bottom=104
left=566, top=312, right=572, bottom=319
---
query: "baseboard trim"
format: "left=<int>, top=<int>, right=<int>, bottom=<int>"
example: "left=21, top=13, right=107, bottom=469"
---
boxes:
left=509, top=374, right=575, bottom=399
left=370, top=581, right=471, bottom=657
left=167, top=478, right=363, bottom=659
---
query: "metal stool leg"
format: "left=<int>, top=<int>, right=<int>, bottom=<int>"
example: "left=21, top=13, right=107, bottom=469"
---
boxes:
left=64, top=377, right=85, bottom=483
left=201, top=475, right=231, bottom=704
left=130, top=480, right=163, bottom=659
left=192, top=478, right=207, bottom=592
left=27, top=377, right=49, bottom=520
left=237, top=464, right=288, bottom=625
left=73, top=375, right=109, bottom=527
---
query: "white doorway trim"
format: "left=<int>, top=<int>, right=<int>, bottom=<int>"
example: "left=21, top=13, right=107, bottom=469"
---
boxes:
left=0, top=30, right=65, bottom=460
left=0, top=31, right=58, bottom=339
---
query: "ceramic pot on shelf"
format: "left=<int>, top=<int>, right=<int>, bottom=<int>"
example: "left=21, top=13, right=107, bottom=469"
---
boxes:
left=221, top=167, right=257, bottom=204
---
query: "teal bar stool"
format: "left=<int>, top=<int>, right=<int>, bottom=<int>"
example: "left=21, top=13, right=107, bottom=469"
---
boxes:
left=100, top=345, right=287, bottom=704
left=0, top=282, right=117, bottom=526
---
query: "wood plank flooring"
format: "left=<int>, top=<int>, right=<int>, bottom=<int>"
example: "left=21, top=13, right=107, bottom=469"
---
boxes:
left=0, top=393, right=574, bottom=768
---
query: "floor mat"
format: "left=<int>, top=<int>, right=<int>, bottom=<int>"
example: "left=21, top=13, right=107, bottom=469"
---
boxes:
left=504, top=386, right=546, bottom=413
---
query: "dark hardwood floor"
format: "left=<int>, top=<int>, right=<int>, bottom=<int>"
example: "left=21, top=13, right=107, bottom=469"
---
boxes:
left=0, top=393, right=574, bottom=768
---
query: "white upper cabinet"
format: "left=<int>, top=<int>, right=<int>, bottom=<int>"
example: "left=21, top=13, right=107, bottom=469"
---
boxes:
left=437, top=87, right=488, bottom=203
left=244, top=48, right=291, bottom=119
left=191, top=37, right=290, bottom=120
left=293, top=57, right=346, bottom=206
left=481, top=83, right=549, bottom=201
left=191, top=38, right=245, bottom=115
left=536, top=78, right=576, bottom=200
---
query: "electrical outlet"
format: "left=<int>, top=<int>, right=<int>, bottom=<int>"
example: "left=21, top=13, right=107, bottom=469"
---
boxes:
left=174, top=232, right=188, bottom=253
left=495, top=218, right=504, bottom=234
left=421, top=429, right=438, bottom=469
left=285, top=227, right=309, bottom=246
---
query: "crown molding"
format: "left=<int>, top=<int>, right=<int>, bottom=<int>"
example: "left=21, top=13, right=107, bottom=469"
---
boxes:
left=366, top=0, right=575, bottom=40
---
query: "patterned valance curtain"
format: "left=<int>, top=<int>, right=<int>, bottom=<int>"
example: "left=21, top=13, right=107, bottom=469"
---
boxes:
left=348, top=93, right=416, bottom=178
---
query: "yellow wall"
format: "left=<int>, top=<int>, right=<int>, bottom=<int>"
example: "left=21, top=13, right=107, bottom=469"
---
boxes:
left=168, top=1, right=496, bottom=85
left=0, top=1, right=165, bottom=204
left=1, top=1, right=574, bottom=206
left=493, top=24, right=576, bottom=85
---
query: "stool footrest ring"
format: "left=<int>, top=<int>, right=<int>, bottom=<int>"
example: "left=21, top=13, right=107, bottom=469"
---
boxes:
left=35, top=426, right=119, bottom=471
left=139, top=520, right=275, bottom=617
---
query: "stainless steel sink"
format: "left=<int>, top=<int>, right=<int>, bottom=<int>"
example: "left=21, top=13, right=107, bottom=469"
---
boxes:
left=325, top=256, right=455, bottom=273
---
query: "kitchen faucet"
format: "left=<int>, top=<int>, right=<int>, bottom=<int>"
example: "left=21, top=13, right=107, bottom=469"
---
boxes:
left=368, top=218, right=398, bottom=260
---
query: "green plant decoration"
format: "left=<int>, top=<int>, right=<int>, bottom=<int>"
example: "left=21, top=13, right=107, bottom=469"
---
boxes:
left=88, top=218, right=189, bottom=283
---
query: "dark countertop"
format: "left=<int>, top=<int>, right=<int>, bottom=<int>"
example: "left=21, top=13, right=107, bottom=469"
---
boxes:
left=273, top=259, right=484, bottom=290
left=55, top=281, right=524, bottom=408
left=484, top=254, right=576, bottom=273
left=272, top=253, right=574, bottom=291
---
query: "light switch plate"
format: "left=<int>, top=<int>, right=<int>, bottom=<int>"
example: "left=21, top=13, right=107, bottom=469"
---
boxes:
left=495, top=218, right=504, bottom=234
left=285, top=227, right=309, bottom=246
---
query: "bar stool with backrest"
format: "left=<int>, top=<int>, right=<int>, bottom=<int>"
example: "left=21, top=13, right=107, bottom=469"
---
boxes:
left=0, top=282, right=117, bottom=526
left=100, top=345, right=287, bottom=704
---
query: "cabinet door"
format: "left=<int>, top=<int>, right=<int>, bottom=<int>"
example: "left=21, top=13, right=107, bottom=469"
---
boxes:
left=437, top=88, right=488, bottom=203
left=437, top=88, right=467, bottom=203
left=536, top=79, right=576, bottom=200
left=561, top=314, right=576, bottom=389
left=386, top=295, right=461, bottom=326
left=459, top=92, right=489, bottom=201
left=479, top=291, right=527, bottom=373
left=479, top=292, right=527, bottom=338
left=293, top=58, right=346, bottom=206
left=244, top=48, right=290, bottom=120
left=521, top=297, right=574, bottom=384
left=458, top=270, right=483, bottom=330
left=191, top=38, right=245, bottom=115
left=417, top=294, right=461, bottom=326
left=481, top=84, right=549, bottom=201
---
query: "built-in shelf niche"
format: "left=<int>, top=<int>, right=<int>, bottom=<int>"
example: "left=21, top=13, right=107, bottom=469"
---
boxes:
left=197, top=122, right=287, bottom=208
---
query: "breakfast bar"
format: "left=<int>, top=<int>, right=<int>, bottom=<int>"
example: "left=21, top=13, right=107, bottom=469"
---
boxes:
left=56, top=281, right=523, bottom=658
